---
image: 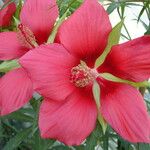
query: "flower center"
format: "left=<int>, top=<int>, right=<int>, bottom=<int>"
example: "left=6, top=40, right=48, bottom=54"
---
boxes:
left=70, top=63, right=98, bottom=88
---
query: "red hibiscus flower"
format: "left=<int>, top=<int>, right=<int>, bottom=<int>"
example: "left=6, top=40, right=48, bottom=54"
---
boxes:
left=0, top=0, right=58, bottom=115
left=20, top=0, right=150, bottom=146
left=0, top=0, right=16, bottom=27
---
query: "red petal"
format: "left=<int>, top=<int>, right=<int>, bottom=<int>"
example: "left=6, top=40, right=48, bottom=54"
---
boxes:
left=19, top=44, right=79, bottom=101
left=39, top=91, right=97, bottom=145
left=99, top=36, right=150, bottom=82
left=20, top=0, right=58, bottom=44
left=100, top=81, right=150, bottom=143
left=57, top=0, right=111, bottom=61
left=0, top=68, right=33, bottom=116
left=0, top=32, right=29, bottom=60
left=0, top=1, right=16, bottom=27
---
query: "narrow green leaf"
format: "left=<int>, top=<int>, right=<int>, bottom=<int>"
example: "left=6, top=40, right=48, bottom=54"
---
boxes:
left=120, top=3, right=126, bottom=18
left=14, top=0, right=22, bottom=19
left=0, top=60, right=20, bottom=73
left=3, top=127, right=32, bottom=150
left=97, top=114, right=107, bottom=134
left=92, top=81, right=100, bottom=108
left=134, top=18, right=149, bottom=30
left=92, top=81, right=107, bottom=133
left=95, top=19, right=124, bottom=68
left=138, top=143, right=150, bottom=150
left=74, top=145, right=85, bottom=150
left=30, top=99, right=42, bottom=136
left=47, top=10, right=68, bottom=43
left=2, top=111, right=33, bottom=122
left=107, top=2, right=119, bottom=14
left=103, top=132, right=109, bottom=150
left=100, top=73, right=150, bottom=88
left=50, top=145, right=70, bottom=150
left=31, top=130, right=55, bottom=150
left=138, top=6, right=146, bottom=23
left=85, top=123, right=102, bottom=150
left=13, top=16, right=20, bottom=27
left=145, top=26, right=150, bottom=35
left=137, top=1, right=149, bottom=23
left=117, top=138, right=131, bottom=150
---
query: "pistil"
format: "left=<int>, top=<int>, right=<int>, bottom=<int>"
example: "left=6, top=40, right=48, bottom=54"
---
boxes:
left=17, top=24, right=38, bottom=48
left=70, top=63, right=98, bottom=88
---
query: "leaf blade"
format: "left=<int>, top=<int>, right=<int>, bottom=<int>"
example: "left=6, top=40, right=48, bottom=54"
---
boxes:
left=95, top=19, right=124, bottom=68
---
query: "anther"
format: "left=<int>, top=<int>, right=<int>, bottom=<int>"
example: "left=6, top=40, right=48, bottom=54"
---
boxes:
left=17, top=24, right=37, bottom=48
left=70, top=63, right=97, bottom=88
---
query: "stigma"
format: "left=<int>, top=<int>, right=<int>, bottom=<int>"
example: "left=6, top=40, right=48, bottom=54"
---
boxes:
left=70, top=63, right=98, bottom=88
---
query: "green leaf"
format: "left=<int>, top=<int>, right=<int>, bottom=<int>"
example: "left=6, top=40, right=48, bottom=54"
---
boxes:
left=138, top=6, right=146, bottom=23
left=47, top=10, right=68, bottom=43
left=103, top=132, right=109, bottom=150
left=1, top=110, right=33, bottom=122
left=95, top=19, right=124, bottom=68
left=138, top=143, right=150, bottom=150
left=13, top=16, right=20, bottom=27
left=107, top=2, right=119, bottom=14
left=117, top=138, right=132, bottom=150
left=50, top=145, right=70, bottom=150
left=74, top=145, right=85, bottom=150
left=31, top=130, right=55, bottom=150
left=29, top=99, right=42, bottom=136
left=92, top=81, right=107, bottom=133
left=85, top=123, right=102, bottom=150
left=137, top=1, right=150, bottom=24
left=92, top=81, right=100, bottom=108
left=97, top=114, right=107, bottom=134
left=145, top=26, right=150, bottom=35
left=100, top=73, right=150, bottom=88
left=3, top=127, right=32, bottom=150
left=14, top=0, right=22, bottom=20
left=0, top=60, right=20, bottom=73
left=120, top=3, right=126, bottom=18
left=58, top=0, right=82, bottom=17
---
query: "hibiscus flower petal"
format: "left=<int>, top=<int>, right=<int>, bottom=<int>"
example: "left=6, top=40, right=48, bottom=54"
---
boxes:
left=0, top=32, right=29, bottom=60
left=100, top=81, right=150, bottom=143
left=39, top=91, right=97, bottom=145
left=99, top=36, right=150, bottom=82
left=0, top=1, right=16, bottom=27
left=0, top=68, right=33, bottom=116
left=19, top=44, right=79, bottom=101
left=57, top=0, right=111, bottom=60
left=20, top=0, right=58, bottom=44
